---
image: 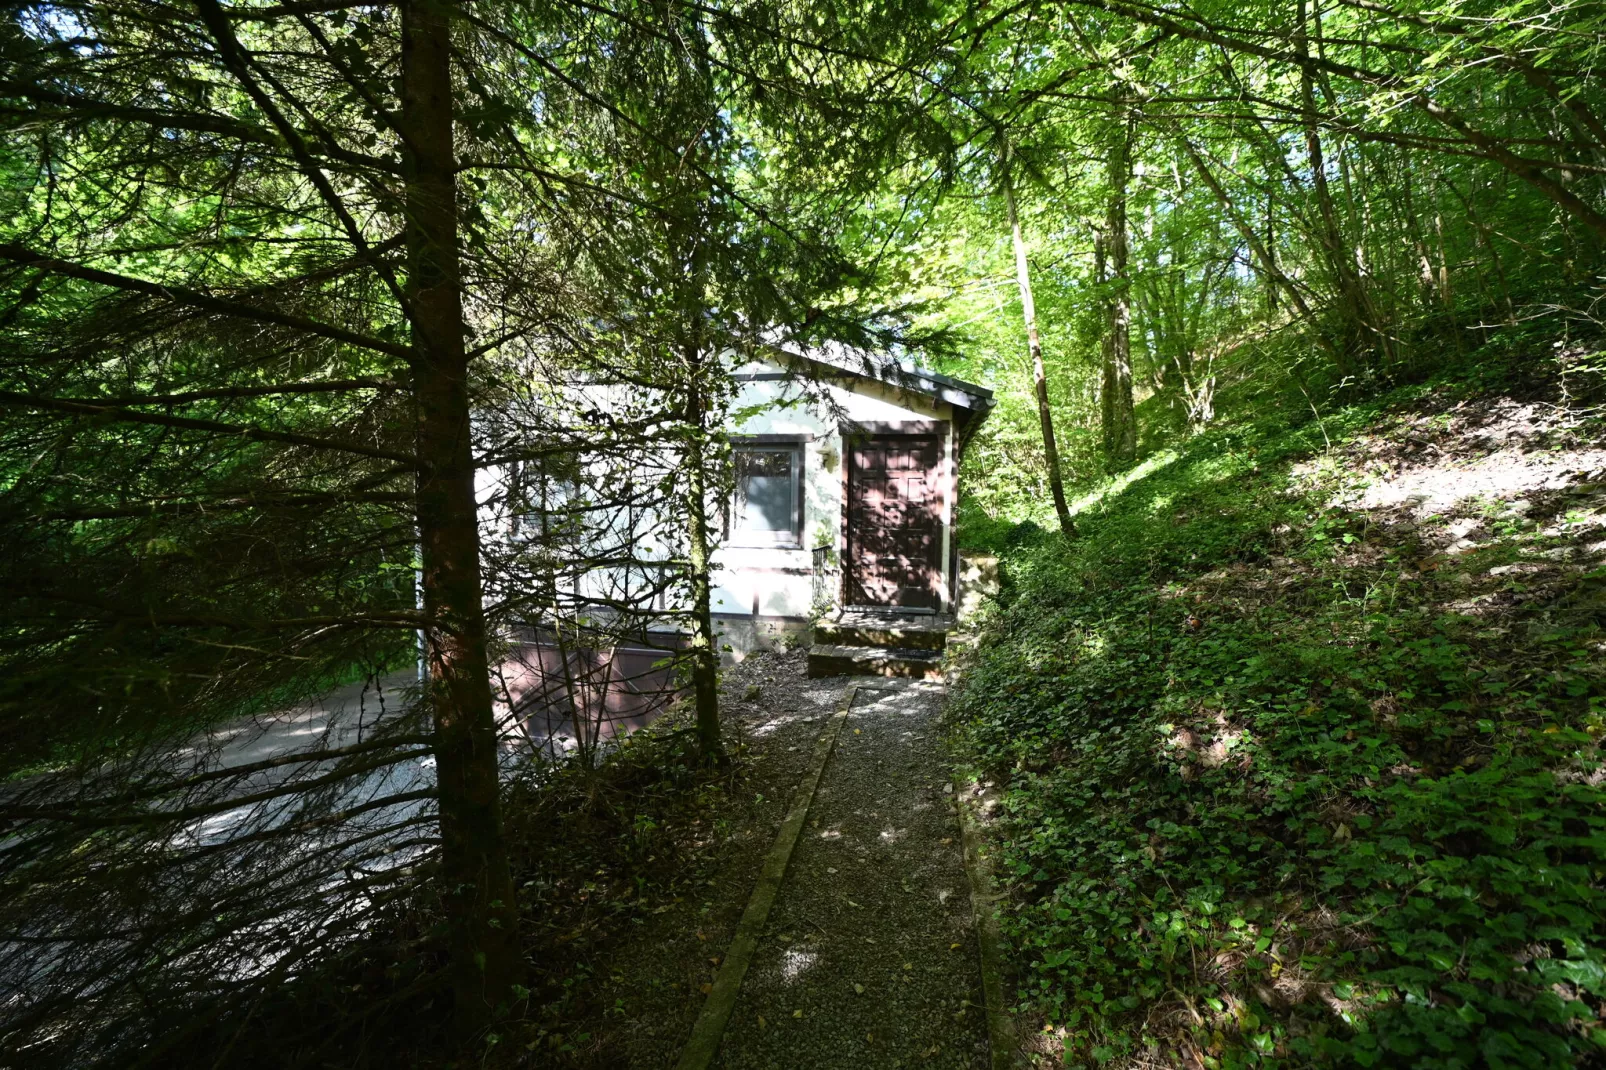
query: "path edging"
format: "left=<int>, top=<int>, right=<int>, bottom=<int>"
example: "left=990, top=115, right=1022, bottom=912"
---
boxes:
left=674, top=683, right=860, bottom=1070
left=957, top=776, right=1020, bottom=1070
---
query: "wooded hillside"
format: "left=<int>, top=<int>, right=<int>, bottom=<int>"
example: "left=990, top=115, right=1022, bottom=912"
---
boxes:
left=1, top=0, right=1602, bottom=1066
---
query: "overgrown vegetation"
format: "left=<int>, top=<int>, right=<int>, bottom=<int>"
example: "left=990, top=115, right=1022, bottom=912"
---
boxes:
left=5, top=0, right=1606, bottom=1060
left=504, top=712, right=750, bottom=1060
left=152, top=696, right=752, bottom=1070
left=952, top=334, right=1606, bottom=1067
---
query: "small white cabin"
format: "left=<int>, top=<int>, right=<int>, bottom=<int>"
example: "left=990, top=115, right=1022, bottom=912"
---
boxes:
left=476, top=344, right=994, bottom=659
left=473, top=345, right=993, bottom=747
left=711, top=344, right=993, bottom=652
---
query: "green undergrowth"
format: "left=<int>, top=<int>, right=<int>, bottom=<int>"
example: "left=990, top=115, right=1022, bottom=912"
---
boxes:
left=500, top=704, right=753, bottom=1064
left=952, top=344, right=1606, bottom=1067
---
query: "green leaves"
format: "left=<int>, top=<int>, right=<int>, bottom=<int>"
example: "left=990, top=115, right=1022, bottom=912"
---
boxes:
left=951, top=360, right=1606, bottom=1065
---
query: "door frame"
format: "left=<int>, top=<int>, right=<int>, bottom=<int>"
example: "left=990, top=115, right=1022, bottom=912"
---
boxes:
left=840, top=422, right=949, bottom=611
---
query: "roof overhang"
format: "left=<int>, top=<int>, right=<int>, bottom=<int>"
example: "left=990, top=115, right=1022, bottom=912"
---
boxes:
left=761, top=338, right=995, bottom=417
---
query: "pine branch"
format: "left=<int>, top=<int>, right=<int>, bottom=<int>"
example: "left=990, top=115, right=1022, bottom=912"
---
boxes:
left=0, top=243, right=412, bottom=359
left=0, top=390, right=419, bottom=465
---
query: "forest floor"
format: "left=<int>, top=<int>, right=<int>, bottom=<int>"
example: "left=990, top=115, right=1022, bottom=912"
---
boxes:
left=949, top=346, right=1606, bottom=1068
left=509, top=652, right=990, bottom=1069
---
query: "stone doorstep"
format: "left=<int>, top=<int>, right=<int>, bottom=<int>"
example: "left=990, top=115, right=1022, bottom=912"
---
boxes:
left=811, top=623, right=950, bottom=651
left=828, top=607, right=957, bottom=629
left=813, top=609, right=956, bottom=653
left=804, top=643, right=946, bottom=680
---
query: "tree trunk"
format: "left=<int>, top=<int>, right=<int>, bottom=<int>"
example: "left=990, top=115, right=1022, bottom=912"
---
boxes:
left=1102, top=102, right=1137, bottom=470
left=1264, top=193, right=1279, bottom=313
left=1296, top=0, right=1379, bottom=374
left=401, top=0, right=523, bottom=1033
left=1174, top=131, right=1349, bottom=370
left=999, top=149, right=1075, bottom=538
left=680, top=364, right=723, bottom=762
left=1399, top=159, right=1440, bottom=312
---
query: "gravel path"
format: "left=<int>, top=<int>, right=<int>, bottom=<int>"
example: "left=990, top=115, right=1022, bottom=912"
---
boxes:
left=559, top=652, right=854, bottom=1068
left=712, top=680, right=989, bottom=1070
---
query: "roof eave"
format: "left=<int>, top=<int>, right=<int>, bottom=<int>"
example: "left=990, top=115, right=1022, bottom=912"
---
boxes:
left=765, top=342, right=995, bottom=414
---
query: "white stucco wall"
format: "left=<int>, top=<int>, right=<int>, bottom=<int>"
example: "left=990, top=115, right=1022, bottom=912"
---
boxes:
left=710, top=362, right=953, bottom=620
left=473, top=357, right=959, bottom=635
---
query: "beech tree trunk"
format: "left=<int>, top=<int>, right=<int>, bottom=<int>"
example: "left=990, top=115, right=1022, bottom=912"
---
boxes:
left=999, top=151, right=1075, bottom=538
left=401, top=0, right=523, bottom=1032
left=1102, top=102, right=1137, bottom=470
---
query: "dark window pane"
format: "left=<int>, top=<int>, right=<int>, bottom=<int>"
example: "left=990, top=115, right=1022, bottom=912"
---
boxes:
left=735, top=449, right=795, bottom=534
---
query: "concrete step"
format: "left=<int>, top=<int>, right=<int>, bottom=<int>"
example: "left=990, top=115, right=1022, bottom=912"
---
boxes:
left=812, top=623, right=949, bottom=651
left=813, top=611, right=954, bottom=652
left=805, top=643, right=945, bottom=680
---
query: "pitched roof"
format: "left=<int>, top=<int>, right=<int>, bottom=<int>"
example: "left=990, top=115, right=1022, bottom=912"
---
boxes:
left=765, top=338, right=995, bottom=414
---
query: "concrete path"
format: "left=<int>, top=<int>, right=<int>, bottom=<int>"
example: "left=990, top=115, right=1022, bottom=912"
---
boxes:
left=162, top=670, right=433, bottom=849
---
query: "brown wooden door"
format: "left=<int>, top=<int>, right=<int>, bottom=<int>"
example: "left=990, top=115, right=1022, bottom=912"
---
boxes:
left=846, top=434, right=943, bottom=609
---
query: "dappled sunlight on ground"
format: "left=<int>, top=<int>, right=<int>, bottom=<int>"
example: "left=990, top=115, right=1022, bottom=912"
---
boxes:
left=952, top=371, right=1606, bottom=1067
left=717, top=678, right=987, bottom=1069
left=1304, top=394, right=1606, bottom=522
left=781, top=945, right=819, bottom=983
left=1068, top=449, right=1180, bottom=517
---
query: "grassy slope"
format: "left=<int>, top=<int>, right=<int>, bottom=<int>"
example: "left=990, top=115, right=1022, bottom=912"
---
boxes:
left=952, top=347, right=1606, bottom=1068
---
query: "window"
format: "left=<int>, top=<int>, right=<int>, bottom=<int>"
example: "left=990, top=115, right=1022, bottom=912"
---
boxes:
left=511, top=451, right=583, bottom=542
left=730, top=442, right=803, bottom=547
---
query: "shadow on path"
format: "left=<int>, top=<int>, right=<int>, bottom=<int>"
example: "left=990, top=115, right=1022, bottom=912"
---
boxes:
left=713, top=681, right=988, bottom=1069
